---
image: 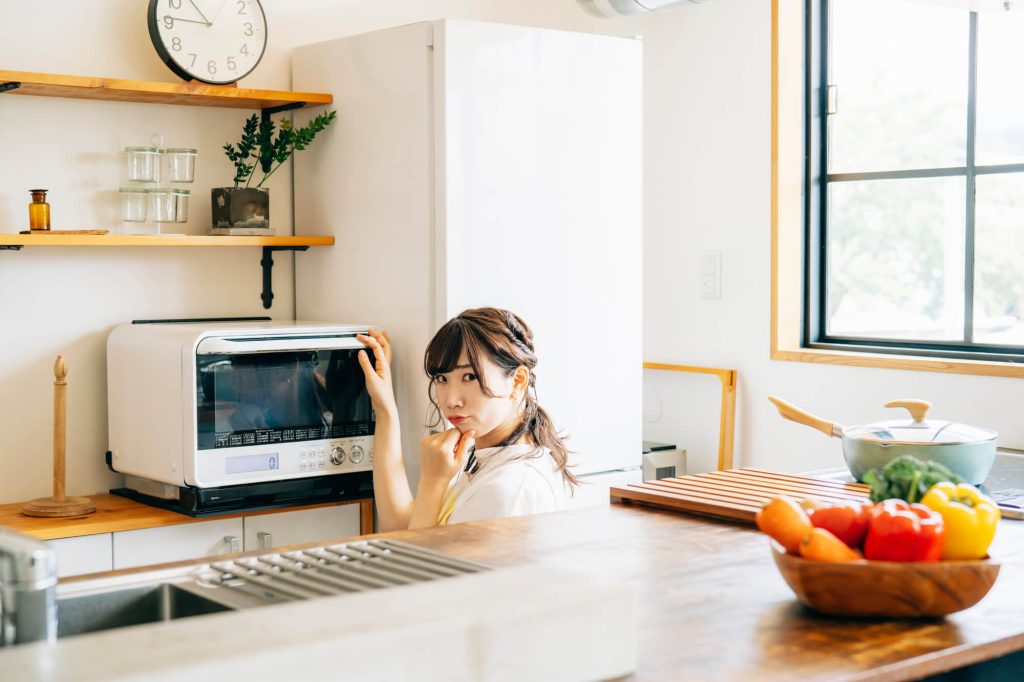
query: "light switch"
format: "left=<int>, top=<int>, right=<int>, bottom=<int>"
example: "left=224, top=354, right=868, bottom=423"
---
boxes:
left=700, top=251, right=721, bottom=299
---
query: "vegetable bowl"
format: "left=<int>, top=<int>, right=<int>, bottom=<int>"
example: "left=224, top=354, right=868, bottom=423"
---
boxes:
left=770, top=541, right=1000, bottom=618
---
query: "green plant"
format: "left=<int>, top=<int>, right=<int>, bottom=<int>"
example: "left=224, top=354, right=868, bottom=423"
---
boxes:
left=222, top=110, right=337, bottom=188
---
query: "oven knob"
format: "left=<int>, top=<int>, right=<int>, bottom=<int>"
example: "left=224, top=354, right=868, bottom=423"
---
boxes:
left=350, top=445, right=365, bottom=464
left=330, top=446, right=346, bottom=465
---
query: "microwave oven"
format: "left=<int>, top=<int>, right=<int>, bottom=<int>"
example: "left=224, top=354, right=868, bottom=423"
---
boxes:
left=107, top=321, right=376, bottom=513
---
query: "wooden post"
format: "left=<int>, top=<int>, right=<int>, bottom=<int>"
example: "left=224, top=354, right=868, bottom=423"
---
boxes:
left=22, top=356, right=96, bottom=518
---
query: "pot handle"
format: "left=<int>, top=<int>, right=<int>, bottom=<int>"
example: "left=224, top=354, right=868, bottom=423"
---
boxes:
left=767, top=396, right=843, bottom=438
left=884, top=399, right=931, bottom=422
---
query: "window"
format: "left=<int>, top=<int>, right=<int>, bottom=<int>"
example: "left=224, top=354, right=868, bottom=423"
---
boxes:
left=808, top=0, right=1024, bottom=362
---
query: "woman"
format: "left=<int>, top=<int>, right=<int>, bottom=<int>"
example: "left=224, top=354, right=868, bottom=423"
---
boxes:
left=357, top=307, right=577, bottom=531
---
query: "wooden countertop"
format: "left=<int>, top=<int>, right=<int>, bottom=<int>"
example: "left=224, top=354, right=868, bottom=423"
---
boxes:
left=0, top=494, right=373, bottom=540
left=374, top=504, right=1024, bottom=682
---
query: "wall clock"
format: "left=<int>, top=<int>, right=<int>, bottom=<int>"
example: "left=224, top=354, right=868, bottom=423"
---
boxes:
left=147, top=0, right=268, bottom=85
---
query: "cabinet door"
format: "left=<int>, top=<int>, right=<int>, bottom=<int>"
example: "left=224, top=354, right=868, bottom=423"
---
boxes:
left=112, top=518, right=244, bottom=570
left=243, top=505, right=360, bottom=552
left=45, top=534, right=113, bottom=577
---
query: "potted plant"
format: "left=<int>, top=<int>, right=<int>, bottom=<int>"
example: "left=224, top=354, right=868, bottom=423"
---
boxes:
left=213, top=110, right=337, bottom=233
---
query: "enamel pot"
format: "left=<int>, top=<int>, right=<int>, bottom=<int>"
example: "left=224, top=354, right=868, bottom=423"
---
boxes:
left=767, top=397, right=998, bottom=485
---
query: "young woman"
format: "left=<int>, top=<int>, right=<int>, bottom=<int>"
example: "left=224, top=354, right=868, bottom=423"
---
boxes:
left=356, top=307, right=577, bottom=531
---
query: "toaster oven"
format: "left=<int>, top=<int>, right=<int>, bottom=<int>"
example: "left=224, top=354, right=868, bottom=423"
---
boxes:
left=106, top=320, right=376, bottom=514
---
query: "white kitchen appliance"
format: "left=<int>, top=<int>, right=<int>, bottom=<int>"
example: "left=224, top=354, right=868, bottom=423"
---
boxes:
left=292, top=21, right=643, bottom=497
left=106, top=320, right=375, bottom=514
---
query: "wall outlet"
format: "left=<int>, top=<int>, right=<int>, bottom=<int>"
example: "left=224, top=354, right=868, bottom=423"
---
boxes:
left=700, top=251, right=721, bottom=299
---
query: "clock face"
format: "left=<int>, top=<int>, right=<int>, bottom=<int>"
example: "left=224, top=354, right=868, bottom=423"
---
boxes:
left=147, top=0, right=267, bottom=85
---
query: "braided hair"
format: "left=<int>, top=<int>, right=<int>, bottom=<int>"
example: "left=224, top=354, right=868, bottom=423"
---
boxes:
left=423, top=308, right=579, bottom=489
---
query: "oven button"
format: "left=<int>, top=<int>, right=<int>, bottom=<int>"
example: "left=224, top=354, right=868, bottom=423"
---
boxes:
left=330, top=446, right=346, bottom=465
left=350, top=445, right=365, bottom=464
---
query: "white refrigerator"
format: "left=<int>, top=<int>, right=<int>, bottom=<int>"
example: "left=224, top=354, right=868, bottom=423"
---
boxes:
left=292, top=20, right=642, bottom=501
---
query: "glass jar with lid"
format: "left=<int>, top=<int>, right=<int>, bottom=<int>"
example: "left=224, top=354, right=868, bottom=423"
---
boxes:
left=119, top=187, right=150, bottom=222
left=170, top=188, right=190, bottom=223
left=149, top=188, right=176, bottom=223
left=165, top=148, right=198, bottom=183
left=125, top=147, right=161, bottom=182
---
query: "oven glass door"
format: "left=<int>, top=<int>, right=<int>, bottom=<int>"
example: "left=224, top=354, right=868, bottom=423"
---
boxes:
left=196, top=348, right=373, bottom=450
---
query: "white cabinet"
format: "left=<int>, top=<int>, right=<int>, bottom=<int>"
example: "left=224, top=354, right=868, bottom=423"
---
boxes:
left=45, top=534, right=113, bottom=577
left=112, top=518, right=244, bottom=570
left=243, top=504, right=361, bottom=552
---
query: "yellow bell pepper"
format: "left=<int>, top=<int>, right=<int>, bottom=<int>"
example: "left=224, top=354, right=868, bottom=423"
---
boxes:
left=921, top=481, right=1000, bottom=560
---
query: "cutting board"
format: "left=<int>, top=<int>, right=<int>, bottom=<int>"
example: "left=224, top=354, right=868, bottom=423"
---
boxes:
left=609, top=467, right=870, bottom=524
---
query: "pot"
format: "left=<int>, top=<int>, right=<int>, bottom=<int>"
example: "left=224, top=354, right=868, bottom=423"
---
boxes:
left=767, top=397, right=998, bottom=485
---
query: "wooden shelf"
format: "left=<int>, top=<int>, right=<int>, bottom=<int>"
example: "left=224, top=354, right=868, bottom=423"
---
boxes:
left=0, top=234, right=333, bottom=247
left=0, top=70, right=332, bottom=110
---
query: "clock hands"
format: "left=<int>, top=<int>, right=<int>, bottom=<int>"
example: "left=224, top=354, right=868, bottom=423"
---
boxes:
left=163, top=15, right=210, bottom=27
left=187, top=0, right=213, bottom=26
left=209, top=0, right=230, bottom=27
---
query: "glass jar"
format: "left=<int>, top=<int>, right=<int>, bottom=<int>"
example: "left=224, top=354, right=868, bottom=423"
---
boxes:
left=149, top=189, right=176, bottom=223
left=165, top=148, right=198, bottom=183
left=28, top=189, right=51, bottom=231
left=125, top=146, right=161, bottom=182
left=119, top=188, right=149, bottom=222
left=171, top=188, right=190, bottom=223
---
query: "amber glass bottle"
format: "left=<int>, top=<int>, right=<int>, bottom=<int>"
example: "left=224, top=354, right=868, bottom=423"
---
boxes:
left=29, top=189, right=51, bottom=231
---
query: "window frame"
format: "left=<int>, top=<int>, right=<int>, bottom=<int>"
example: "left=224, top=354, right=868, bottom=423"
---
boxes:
left=770, top=0, right=1024, bottom=378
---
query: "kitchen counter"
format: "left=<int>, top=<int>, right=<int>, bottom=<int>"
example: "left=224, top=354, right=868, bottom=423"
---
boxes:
left=380, top=503, right=1024, bottom=682
left=3, top=503, right=1023, bottom=681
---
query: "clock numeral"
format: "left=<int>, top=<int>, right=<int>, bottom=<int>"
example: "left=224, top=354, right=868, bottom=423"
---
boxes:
left=239, top=44, right=249, bottom=56
left=227, top=56, right=237, bottom=70
left=168, top=0, right=182, bottom=9
left=172, top=37, right=182, bottom=51
left=163, top=15, right=174, bottom=29
left=237, top=1, right=247, bottom=14
left=244, top=22, right=254, bottom=36
left=188, top=53, right=197, bottom=68
left=208, top=60, right=218, bottom=75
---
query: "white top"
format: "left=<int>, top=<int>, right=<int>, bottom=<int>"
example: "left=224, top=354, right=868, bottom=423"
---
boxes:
left=438, top=444, right=571, bottom=525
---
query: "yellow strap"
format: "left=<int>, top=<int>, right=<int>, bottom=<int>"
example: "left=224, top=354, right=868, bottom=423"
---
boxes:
left=437, top=488, right=457, bottom=526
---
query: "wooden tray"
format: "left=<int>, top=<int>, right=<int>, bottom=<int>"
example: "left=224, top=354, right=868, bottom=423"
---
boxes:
left=610, top=467, right=870, bottom=524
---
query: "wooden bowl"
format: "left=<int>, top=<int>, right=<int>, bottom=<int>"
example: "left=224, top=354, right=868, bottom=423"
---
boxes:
left=770, top=541, right=1000, bottom=618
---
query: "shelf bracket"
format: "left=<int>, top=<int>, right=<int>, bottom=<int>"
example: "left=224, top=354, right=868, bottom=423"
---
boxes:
left=0, top=245, right=24, bottom=251
left=261, top=245, right=308, bottom=309
left=0, top=81, right=21, bottom=94
left=259, top=102, right=306, bottom=172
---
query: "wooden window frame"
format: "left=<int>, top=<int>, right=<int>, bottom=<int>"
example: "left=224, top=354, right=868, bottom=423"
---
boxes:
left=770, top=0, right=1024, bottom=379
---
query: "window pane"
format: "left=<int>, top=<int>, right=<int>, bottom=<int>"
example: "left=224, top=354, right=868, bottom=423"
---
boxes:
left=826, top=177, right=966, bottom=341
left=976, top=12, right=1024, bottom=165
left=828, top=0, right=968, bottom=173
left=974, top=173, right=1024, bottom=345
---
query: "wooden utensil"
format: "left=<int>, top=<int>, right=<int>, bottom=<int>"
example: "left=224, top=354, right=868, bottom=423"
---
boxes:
left=770, top=541, right=1000, bottom=618
left=22, top=356, right=96, bottom=518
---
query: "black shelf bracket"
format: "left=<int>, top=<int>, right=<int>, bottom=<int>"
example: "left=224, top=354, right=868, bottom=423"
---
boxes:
left=0, top=81, right=21, bottom=94
left=259, top=102, right=306, bottom=172
left=0, top=245, right=23, bottom=251
left=261, top=245, right=308, bottom=309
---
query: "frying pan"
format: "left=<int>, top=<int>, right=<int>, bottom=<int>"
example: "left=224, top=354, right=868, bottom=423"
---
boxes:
left=767, top=396, right=997, bottom=485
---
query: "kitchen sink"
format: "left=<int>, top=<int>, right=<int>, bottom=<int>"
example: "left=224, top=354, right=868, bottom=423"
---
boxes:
left=57, top=583, right=232, bottom=638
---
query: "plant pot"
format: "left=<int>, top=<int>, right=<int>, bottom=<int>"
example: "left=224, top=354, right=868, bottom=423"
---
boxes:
left=211, top=187, right=269, bottom=230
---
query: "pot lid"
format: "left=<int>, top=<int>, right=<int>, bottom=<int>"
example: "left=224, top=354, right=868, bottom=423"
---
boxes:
left=842, top=399, right=998, bottom=445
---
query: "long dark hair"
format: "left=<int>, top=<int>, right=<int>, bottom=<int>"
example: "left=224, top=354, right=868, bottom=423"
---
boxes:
left=423, top=307, right=578, bottom=489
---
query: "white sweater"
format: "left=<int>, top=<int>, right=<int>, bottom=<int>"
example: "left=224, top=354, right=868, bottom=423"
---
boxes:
left=438, top=443, right=570, bottom=525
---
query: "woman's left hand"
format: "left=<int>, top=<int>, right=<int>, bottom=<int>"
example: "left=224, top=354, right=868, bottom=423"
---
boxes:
left=419, top=428, right=476, bottom=485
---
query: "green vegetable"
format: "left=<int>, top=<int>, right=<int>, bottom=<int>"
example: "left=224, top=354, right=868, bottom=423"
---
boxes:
left=862, top=454, right=965, bottom=503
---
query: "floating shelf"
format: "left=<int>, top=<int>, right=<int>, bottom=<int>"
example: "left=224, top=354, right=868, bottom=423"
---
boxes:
left=0, top=70, right=332, bottom=110
left=0, top=234, right=333, bottom=247
left=0, top=233, right=334, bottom=308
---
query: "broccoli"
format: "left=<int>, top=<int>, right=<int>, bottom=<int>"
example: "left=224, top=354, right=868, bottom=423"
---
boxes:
left=862, top=454, right=965, bottom=503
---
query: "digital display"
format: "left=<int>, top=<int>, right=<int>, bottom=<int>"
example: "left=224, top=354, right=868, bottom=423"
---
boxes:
left=225, top=452, right=279, bottom=474
left=196, top=349, right=374, bottom=451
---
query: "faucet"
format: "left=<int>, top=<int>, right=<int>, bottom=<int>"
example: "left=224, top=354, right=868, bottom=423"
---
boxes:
left=0, top=528, right=58, bottom=646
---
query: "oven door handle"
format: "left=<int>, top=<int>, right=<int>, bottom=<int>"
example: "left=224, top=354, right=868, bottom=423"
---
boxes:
left=196, top=336, right=366, bottom=354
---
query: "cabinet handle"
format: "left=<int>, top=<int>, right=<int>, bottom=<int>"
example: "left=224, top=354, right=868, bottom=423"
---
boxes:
left=224, top=535, right=241, bottom=553
left=257, top=531, right=273, bottom=551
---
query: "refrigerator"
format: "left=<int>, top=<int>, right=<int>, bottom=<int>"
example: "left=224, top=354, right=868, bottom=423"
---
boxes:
left=292, top=20, right=642, bottom=501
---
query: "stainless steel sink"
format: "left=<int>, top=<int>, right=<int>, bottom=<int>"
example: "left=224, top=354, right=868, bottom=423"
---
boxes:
left=57, top=583, right=232, bottom=638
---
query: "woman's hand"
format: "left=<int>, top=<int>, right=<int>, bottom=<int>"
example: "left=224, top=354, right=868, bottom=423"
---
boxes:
left=356, top=331, right=397, bottom=415
left=419, top=428, right=476, bottom=485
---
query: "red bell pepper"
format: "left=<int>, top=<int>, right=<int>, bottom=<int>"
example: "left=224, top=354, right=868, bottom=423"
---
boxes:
left=863, top=499, right=945, bottom=562
left=807, top=500, right=873, bottom=549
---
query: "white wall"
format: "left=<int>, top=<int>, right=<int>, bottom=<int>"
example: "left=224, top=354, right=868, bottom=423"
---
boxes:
left=1, top=0, right=1018, bottom=504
